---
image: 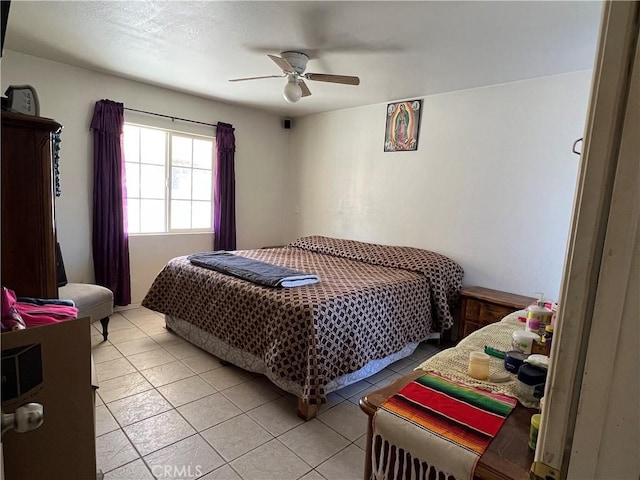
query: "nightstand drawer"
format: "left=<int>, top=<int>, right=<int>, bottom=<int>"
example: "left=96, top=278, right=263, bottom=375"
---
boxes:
left=464, top=298, right=482, bottom=320
left=478, top=302, right=515, bottom=324
left=463, top=321, right=481, bottom=337
left=457, top=287, right=535, bottom=340
left=464, top=299, right=515, bottom=324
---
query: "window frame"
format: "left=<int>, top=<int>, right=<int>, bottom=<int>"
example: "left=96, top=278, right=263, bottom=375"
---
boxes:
left=123, top=122, right=215, bottom=235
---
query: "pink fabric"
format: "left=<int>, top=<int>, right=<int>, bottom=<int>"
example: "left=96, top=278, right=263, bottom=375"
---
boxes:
left=1, top=287, right=26, bottom=331
left=17, top=302, right=78, bottom=328
left=1, top=287, right=77, bottom=331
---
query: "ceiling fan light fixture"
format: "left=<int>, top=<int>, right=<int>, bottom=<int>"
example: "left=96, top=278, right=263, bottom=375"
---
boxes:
left=283, top=78, right=302, bottom=103
left=229, top=52, right=359, bottom=102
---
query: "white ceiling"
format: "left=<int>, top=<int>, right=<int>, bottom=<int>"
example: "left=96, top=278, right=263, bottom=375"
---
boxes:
left=5, top=1, right=603, bottom=118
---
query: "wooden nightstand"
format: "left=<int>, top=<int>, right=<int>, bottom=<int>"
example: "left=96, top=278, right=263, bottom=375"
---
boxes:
left=457, top=286, right=535, bottom=339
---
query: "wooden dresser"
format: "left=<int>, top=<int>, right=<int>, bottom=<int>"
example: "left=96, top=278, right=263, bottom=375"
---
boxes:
left=1, top=111, right=61, bottom=298
left=458, top=286, right=535, bottom=339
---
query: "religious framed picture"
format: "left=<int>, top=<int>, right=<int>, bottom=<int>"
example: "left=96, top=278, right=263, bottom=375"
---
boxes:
left=384, top=99, right=423, bottom=152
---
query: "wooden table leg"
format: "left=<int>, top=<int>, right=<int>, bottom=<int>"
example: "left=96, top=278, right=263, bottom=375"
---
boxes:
left=363, top=411, right=373, bottom=480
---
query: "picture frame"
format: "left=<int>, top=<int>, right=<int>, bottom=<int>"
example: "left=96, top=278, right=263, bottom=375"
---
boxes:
left=384, top=99, right=423, bottom=152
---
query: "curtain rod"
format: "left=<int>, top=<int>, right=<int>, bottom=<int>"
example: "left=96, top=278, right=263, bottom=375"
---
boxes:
left=124, top=107, right=217, bottom=128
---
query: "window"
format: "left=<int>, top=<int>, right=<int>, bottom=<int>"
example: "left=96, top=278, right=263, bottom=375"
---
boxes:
left=123, top=124, right=215, bottom=234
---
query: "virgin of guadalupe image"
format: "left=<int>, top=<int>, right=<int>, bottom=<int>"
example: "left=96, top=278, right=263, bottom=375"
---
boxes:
left=385, top=101, right=420, bottom=151
left=395, top=104, right=410, bottom=146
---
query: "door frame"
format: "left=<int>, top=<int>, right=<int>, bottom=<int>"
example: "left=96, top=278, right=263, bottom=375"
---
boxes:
left=534, top=1, right=639, bottom=477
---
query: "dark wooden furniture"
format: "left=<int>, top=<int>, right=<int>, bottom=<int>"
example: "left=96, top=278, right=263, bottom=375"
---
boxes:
left=360, top=371, right=536, bottom=480
left=458, top=287, right=535, bottom=339
left=1, top=112, right=61, bottom=298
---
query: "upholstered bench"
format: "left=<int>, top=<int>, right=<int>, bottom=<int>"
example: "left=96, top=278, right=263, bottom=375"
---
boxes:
left=58, top=283, right=113, bottom=341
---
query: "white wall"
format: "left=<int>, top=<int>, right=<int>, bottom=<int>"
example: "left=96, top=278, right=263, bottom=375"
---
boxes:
left=2, top=51, right=289, bottom=303
left=1, top=50, right=591, bottom=303
left=286, top=71, right=592, bottom=299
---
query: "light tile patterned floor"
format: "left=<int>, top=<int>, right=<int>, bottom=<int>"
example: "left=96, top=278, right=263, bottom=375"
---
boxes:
left=94, top=307, right=441, bottom=480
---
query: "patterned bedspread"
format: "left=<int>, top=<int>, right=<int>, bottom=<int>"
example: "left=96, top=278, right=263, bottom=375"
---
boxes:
left=142, top=236, right=463, bottom=404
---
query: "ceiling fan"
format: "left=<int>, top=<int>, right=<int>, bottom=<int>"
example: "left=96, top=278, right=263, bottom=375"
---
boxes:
left=229, top=51, right=360, bottom=103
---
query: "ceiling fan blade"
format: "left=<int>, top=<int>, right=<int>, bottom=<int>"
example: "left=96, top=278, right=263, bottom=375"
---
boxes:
left=299, top=80, right=312, bottom=97
left=305, top=73, right=360, bottom=86
left=229, top=75, right=284, bottom=82
left=268, top=54, right=295, bottom=74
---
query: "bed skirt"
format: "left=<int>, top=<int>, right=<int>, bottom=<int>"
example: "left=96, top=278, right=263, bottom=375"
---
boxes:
left=166, top=314, right=419, bottom=399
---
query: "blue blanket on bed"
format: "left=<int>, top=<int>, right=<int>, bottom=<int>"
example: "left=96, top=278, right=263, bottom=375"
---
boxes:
left=187, top=251, right=320, bottom=288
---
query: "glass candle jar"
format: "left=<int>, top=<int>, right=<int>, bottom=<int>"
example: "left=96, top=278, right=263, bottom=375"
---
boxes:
left=468, top=351, right=490, bottom=380
left=529, top=413, right=541, bottom=450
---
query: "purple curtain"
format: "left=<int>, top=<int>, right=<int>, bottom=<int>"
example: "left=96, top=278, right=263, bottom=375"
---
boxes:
left=213, top=122, right=236, bottom=251
left=90, top=100, right=131, bottom=305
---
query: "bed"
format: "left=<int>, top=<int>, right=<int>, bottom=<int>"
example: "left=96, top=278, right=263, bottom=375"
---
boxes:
left=141, top=235, right=463, bottom=419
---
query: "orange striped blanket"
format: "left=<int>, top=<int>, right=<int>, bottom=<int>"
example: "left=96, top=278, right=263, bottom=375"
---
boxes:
left=371, top=371, right=517, bottom=480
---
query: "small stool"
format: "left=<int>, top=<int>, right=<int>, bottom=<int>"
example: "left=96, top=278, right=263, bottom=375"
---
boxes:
left=59, top=283, right=114, bottom=341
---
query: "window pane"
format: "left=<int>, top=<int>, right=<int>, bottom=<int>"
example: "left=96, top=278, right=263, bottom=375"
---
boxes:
left=140, top=165, right=165, bottom=199
left=140, top=128, right=166, bottom=165
left=172, top=136, right=192, bottom=167
left=126, top=198, right=140, bottom=233
left=192, top=170, right=211, bottom=201
left=124, top=123, right=215, bottom=234
left=140, top=199, right=165, bottom=232
left=123, top=125, right=140, bottom=163
left=193, top=139, right=213, bottom=169
left=171, top=167, right=191, bottom=200
left=192, top=201, right=211, bottom=229
left=171, top=200, right=191, bottom=229
left=125, top=162, right=140, bottom=198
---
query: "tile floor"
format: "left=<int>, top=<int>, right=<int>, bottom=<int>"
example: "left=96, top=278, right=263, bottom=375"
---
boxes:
left=93, top=306, right=442, bottom=480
